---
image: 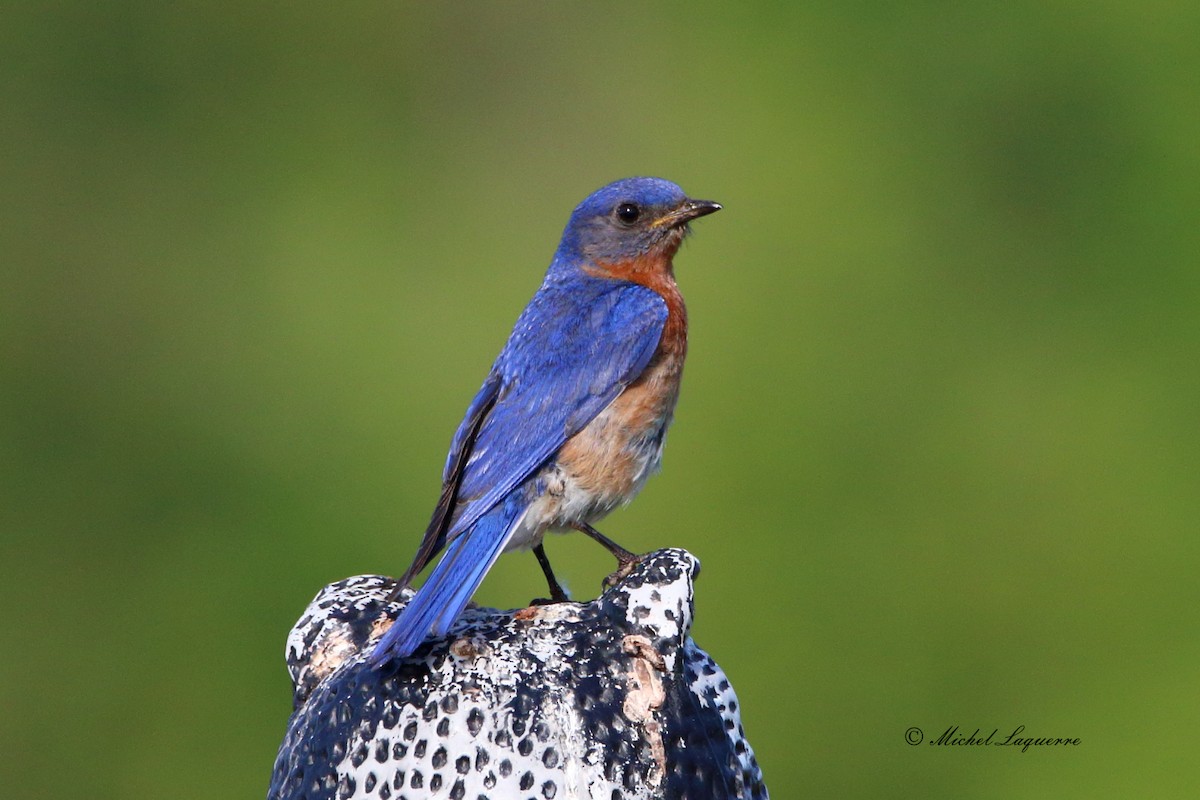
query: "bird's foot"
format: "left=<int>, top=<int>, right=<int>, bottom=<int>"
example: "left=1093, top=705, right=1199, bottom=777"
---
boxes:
left=571, top=523, right=643, bottom=589
left=528, top=592, right=570, bottom=607
left=601, top=549, right=643, bottom=590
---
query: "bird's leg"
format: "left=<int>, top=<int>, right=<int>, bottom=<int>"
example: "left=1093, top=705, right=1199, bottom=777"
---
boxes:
left=572, top=523, right=640, bottom=587
left=530, top=543, right=571, bottom=605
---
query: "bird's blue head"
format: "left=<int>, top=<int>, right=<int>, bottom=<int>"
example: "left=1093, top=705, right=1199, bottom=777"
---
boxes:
left=552, top=177, right=721, bottom=271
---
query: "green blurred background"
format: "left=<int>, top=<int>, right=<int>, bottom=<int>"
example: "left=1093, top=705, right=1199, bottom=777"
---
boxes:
left=3, top=3, right=1197, bottom=798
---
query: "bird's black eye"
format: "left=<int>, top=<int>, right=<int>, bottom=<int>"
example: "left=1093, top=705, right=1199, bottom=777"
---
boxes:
left=615, top=202, right=641, bottom=225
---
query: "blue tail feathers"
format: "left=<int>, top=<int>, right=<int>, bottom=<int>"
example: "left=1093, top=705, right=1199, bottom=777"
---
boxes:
left=369, top=495, right=527, bottom=665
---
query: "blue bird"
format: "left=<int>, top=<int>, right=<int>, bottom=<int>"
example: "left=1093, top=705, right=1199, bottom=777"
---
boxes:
left=370, top=177, right=720, bottom=665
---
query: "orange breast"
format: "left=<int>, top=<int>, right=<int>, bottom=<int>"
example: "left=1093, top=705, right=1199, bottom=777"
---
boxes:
left=555, top=251, right=688, bottom=506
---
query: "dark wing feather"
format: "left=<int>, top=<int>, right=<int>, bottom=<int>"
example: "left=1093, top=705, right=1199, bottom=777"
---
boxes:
left=399, top=370, right=501, bottom=585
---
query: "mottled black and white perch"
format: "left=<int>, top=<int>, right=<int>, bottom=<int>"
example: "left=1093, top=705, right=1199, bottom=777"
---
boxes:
left=268, top=548, right=768, bottom=800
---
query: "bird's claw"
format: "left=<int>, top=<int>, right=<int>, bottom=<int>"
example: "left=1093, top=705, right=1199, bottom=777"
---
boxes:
left=602, top=552, right=643, bottom=589
left=528, top=590, right=570, bottom=606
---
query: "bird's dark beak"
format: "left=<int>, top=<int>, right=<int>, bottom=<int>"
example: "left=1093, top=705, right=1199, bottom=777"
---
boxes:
left=653, top=198, right=723, bottom=229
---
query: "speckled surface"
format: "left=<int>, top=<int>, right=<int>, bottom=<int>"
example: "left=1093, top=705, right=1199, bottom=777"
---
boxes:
left=268, top=549, right=768, bottom=800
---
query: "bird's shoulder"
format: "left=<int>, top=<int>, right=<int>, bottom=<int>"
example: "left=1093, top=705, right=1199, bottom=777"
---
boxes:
left=495, top=276, right=668, bottom=372
left=579, top=253, right=687, bottom=358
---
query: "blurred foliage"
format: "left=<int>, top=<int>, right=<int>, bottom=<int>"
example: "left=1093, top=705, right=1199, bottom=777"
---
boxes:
left=2, top=2, right=1198, bottom=798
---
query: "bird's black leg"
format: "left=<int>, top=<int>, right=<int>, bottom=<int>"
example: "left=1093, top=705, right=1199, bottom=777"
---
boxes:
left=572, top=523, right=640, bottom=586
left=531, top=543, right=570, bottom=604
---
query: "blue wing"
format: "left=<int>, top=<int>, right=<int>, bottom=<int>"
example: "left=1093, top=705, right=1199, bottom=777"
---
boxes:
left=399, top=277, right=668, bottom=581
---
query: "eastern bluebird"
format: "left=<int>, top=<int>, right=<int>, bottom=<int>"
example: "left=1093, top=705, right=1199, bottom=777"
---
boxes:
left=370, top=177, right=720, bottom=665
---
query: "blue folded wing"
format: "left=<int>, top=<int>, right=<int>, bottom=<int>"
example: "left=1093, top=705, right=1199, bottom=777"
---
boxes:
left=405, top=277, right=667, bottom=573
